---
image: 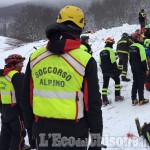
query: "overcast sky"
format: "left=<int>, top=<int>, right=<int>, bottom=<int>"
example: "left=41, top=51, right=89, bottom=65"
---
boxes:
left=0, top=0, right=104, bottom=8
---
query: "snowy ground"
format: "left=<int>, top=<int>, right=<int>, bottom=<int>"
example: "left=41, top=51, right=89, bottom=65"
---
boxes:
left=0, top=23, right=150, bottom=149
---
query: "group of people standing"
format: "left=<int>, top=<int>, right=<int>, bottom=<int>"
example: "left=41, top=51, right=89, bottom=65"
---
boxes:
left=0, top=5, right=150, bottom=150
left=0, top=5, right=103, bottom=150
left=80, top=9, right=150, bottom=107
left=99, top=9, right=150, bottom=106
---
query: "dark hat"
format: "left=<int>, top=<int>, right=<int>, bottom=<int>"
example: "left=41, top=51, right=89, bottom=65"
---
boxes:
left=141, top=9, right=144, bottom=12
left=81, top=35, right=89, bottom=42
left=122, top=33, right=128, bottom=38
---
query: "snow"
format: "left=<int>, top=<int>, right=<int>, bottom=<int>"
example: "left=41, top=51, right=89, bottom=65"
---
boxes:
left=0, top=23, right=150, bottom=149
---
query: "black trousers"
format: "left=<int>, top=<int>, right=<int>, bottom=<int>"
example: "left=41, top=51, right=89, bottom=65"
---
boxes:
left=32, top=118, right=94, bottom=150
left=0, top=115, right=25, bottom=150
left=35, top=128, right=88, bottom=150
left=118, top=53, right=128, bottom=77
left=139, top=21, right=146, bottom=28
left=131, top=68, right=145, bottom=100
left=102, top=72, right=120, bottom=100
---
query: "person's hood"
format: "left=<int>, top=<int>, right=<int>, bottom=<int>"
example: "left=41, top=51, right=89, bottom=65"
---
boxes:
left=3, top=66, right=17, bottom=76
left=0, top=66, right=18, bottom=77
left=45, top=23, right=81, bottom=54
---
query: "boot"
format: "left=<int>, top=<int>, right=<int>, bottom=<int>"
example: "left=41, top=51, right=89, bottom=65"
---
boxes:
left=139, top=98, right=149, bottom=106
left=102, top=100, right=110, bottom=106
left=132, top=99, right=138, bottom=106
left=115, top=96, right=124, bottom=101
left=22, top=145, right=31, bottom=150
left=122, top=76, right=130, bottom=82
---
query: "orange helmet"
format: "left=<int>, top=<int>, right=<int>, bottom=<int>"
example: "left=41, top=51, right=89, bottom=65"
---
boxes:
left=5, top=54, right=25, bottom=64
left=105, top=37, right=115, bottom=44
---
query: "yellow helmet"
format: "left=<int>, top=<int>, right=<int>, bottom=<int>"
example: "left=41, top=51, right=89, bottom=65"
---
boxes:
left=57, top=5, right=84, bottom=29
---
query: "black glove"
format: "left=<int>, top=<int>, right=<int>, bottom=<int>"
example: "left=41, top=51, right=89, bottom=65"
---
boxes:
left=27, top=128, right=36, bottom=149
left=29, top=136, right=36, bottom=149
left=145, top=73, right=150, bottom=82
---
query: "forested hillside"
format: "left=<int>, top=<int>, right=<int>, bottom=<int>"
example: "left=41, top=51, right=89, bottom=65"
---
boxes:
left=0, top=0, right=150, bottom=42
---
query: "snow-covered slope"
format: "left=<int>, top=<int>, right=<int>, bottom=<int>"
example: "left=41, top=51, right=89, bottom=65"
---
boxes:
left=0, top=23, right=150, bottom=149
left=89, top=24, right=149, bottom=150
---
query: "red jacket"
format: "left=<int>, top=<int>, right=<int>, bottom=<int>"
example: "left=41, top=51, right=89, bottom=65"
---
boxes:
left=145, top=82, right=150, bottom=89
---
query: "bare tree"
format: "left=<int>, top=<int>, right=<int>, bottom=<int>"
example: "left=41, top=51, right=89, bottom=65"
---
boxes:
left=0, top=17, right=10, bottom=36
left=9, top=5, right=58, bottom=42
left=86, top=0, right=150, bottom=31
left=1, top=0, right=150, bottom=42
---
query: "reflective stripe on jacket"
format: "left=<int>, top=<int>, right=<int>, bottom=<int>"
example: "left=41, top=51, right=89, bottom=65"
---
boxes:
left=30, top=46, right=91, bottom=120
left=0, top=70, right=18, bottom=104
left=99, top=47, right=116, bottom=65
left=129, top=43, right=149, bottom=70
